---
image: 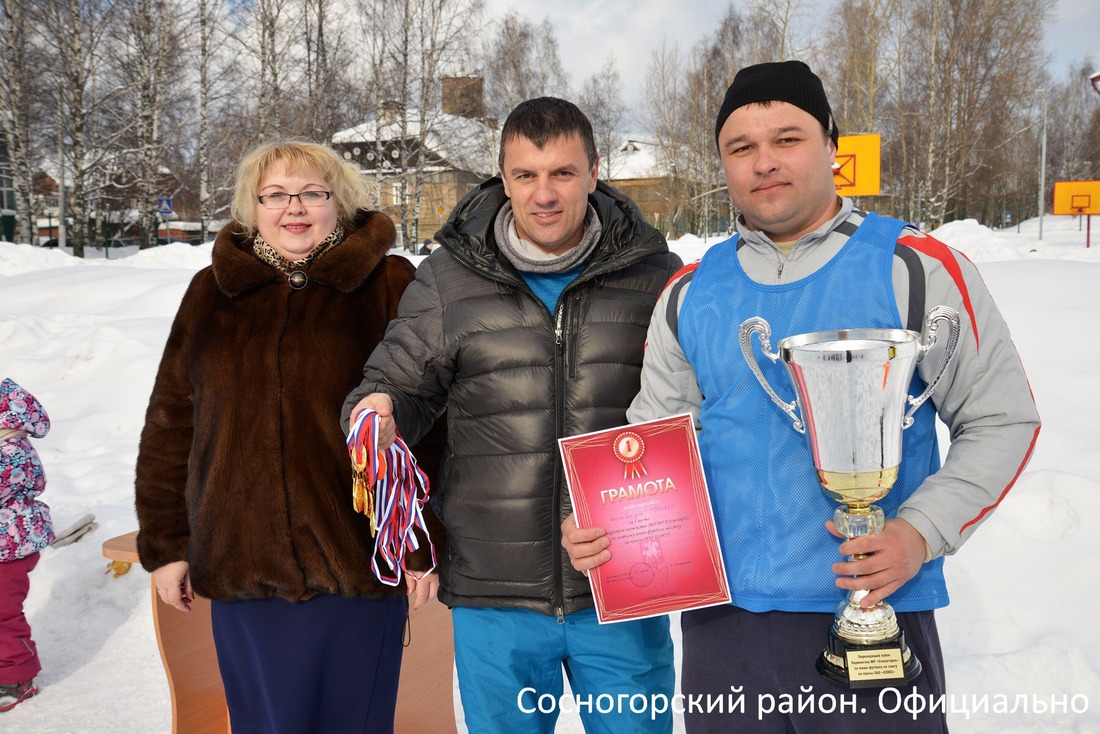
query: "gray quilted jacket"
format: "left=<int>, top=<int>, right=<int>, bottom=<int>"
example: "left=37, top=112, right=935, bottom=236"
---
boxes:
left=343, top=177, right=682, bottom=616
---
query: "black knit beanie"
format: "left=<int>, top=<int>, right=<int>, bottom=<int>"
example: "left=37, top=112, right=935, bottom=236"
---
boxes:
left=714, top=60, right=839, bottom=147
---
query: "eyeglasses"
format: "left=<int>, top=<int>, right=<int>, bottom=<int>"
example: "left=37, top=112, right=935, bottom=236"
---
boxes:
left=257, top=190, right=332, bottom=209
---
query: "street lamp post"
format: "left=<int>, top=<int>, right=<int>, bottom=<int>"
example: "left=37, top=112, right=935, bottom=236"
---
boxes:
left=1038, top=98, right=1047, bottom=242
left=1088, top=71, right=1099, bottom=249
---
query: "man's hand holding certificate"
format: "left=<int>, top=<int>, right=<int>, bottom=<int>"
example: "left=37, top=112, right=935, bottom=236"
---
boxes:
left=559, top=414, right=730, bottom=623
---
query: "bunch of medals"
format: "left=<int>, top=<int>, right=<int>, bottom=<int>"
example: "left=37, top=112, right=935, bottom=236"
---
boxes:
left=347, top=408, right=436, bottom=585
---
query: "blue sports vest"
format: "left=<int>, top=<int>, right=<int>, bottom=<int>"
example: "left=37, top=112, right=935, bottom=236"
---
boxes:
left=679, top=213, right=949, bottom=613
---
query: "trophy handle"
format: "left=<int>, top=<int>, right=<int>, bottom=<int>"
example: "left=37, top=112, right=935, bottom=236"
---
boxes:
left=903, top=306, right=961, bottom=429
left=738, top=317, right=805, bottom=434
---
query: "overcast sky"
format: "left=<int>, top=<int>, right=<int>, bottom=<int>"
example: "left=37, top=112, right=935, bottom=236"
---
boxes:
left=483, top=0, right=1100, bottom=125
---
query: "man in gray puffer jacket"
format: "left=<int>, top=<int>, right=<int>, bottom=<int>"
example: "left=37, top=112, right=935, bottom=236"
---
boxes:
left=343, top=97, right=682, bottom=734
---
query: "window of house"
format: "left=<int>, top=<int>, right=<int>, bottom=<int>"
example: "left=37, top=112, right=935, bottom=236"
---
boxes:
left=0, top=161, right=14, bottom=211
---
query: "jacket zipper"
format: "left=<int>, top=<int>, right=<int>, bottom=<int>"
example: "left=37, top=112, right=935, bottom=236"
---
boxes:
left=446, top=255, right=573, bottom=617
left=552, top=299, right=566, bottom=619
left=567, top=292, right=582, bottom=380
left=442, top=247, right=649, bottom=618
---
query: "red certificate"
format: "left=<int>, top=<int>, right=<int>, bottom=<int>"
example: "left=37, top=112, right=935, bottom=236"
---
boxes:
left=559, top=413, right=730, bottom=623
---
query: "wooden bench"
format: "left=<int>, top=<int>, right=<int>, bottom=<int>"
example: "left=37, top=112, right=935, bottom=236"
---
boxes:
left=103, top=532, right=457, bottom=733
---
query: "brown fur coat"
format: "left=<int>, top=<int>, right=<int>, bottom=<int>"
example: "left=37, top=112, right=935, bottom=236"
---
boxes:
left=135, top=211, right=441, bottom=601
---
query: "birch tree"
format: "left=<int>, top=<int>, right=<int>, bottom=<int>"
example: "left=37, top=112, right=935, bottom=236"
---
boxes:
left=481, top=10, right=570, bottom=120
left=0, top=0, right=45, bottom=243
left=303, top=0, right=357, bottom=141
left=196, top=0, right=215, bottom=242
left=893, top=0, right=1054, bottom=226
left=643, top=6, right=745, bottom=236
left=821, top=0, right=899, bottom=137
left=113, top=0, right=180, bottom=248
left=578, top=55, right=627, bottom=181
left=642, top=41, right=691, bottom=235
left=253, top=0, right=292, bottom=138
left=354, top=0, right=483, bottom=247
left=1087, top=105, right=1100, bottom=181
left=406, top=0, right=483, bottom=241
left=1047, top=60, right=1100, bottom=181
left=745, top=0, right=810, bottom=63
left=35, top=0, right=124, bottom=257
left=186, top=0, right=253, bottom=240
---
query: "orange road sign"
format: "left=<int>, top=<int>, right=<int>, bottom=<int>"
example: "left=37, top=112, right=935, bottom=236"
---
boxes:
left=1052, top=180, right=1100, bottom=215
left=834, top=134, right=881, bottom=197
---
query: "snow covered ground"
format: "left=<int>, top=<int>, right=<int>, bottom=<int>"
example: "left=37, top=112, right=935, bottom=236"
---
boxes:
left=1, top=213, right=1098, bottom=732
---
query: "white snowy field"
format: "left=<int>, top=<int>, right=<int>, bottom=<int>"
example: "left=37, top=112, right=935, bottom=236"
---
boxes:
left=1, top=213, right=1098, bottom=732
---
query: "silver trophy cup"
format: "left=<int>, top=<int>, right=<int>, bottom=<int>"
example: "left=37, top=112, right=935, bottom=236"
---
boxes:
left=738, top=306, right=960, bottom=688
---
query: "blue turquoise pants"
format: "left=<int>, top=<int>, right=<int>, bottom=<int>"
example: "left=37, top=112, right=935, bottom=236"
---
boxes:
left=451, top=606, right=675, bottom=734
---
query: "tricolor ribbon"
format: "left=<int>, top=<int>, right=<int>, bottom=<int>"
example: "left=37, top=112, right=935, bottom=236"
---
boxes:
left=347, top=408, right=436, bottom=587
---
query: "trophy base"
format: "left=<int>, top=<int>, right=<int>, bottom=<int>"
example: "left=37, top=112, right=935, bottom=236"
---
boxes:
left=816, top=628, right=922, bottom=689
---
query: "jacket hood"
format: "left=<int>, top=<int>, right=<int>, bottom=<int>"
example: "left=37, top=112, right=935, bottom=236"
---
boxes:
left=0, top=378, right=49, bottom=437
left=434, top=177, right=668, bottom=281
left=212, top=209, right=397, bottom=297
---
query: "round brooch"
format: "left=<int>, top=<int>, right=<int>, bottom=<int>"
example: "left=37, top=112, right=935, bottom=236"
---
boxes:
left=288, top=271, right=308, bottom=290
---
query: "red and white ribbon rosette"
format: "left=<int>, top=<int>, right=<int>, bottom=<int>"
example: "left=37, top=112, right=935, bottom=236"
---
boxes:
left=347, top=408, right=436, bottom=586
left=612, top=431, right=647, bottom=479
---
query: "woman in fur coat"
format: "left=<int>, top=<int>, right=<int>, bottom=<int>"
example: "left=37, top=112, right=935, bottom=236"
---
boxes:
left=134, top=140, right=439, bottom=733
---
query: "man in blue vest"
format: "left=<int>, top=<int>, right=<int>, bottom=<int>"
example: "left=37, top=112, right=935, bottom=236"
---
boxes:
left=563, top=61, right=1040, bottom=732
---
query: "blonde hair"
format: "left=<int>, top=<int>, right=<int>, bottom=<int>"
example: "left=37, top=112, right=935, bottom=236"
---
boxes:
left=230, top=140, right=376, bottom=234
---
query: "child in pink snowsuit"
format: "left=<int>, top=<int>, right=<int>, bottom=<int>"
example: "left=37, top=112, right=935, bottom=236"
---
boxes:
left=0, top=378, right=54, bottom=712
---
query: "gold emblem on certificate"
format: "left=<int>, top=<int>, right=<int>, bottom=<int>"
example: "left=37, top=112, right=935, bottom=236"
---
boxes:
left=612, top=431, right=647, bottom=478
left=739, top=308, right=960, bottom=688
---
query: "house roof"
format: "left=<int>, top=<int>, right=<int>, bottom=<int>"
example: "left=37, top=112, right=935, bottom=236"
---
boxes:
left=333, top=111, right=499, bottom=177
left=332, top=118, right=675, bottom=184
left=607, top=136, right=667, bottom=182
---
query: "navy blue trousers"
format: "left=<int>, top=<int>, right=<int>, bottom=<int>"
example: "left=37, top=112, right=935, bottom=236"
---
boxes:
left=210, top=593, right=406, bottom=734
left=681, top=605, right=948, bottom=733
